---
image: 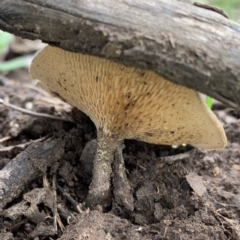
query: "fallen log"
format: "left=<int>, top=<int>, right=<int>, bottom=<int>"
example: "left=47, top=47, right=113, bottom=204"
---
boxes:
left=0, top=0, right=240, bottom=107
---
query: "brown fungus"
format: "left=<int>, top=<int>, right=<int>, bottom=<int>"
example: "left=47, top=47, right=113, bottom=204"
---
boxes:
left=30, top=46, right=227, bottom=209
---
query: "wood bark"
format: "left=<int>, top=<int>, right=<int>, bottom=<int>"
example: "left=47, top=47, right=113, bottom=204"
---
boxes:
left=0, top=0, right=240, bottom=107
left=0, top=139, right=64, bottom=209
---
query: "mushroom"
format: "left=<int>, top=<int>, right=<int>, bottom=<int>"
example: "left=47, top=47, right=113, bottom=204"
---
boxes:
left=30, top=45, right=227, bottom=209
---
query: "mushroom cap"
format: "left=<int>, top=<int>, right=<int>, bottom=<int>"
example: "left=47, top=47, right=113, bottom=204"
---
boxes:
left=30, top=46, right=227, bottom=149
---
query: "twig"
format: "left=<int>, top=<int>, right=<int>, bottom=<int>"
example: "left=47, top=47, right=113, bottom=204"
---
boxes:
left=42, top=174, right=65, bottom=233
left=0, top=98, right=73, bottom=122
left=156, top=149, right=195, bottom=165
left=210, top=92, right=239, bottom=110
left=43, top=173, right=49, bottom=187
left=52, top=174, right=58, bottom=232
left=23, top=83, right=51, bottom=97
left=0, top=136, right=12, bottom=143
left=0, top=135, right=51, bottom=152
left=209, top=207, right=239, bottom=239
left=43, top=174, right=65, bottom=232
left=57, top=184, right=82, bottom=213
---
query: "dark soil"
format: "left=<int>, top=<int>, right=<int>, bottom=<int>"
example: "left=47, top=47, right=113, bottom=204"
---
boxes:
left=0, top=56, right=240, bottom=239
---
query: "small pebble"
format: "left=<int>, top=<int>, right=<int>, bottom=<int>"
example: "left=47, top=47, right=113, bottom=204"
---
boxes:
left=213, top=167, right=222, bottom=177
left=25, top=102, right=33, bottom=110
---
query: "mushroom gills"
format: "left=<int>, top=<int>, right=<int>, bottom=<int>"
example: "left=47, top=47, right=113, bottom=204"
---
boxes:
left=30, top=46, right=227, bottom=209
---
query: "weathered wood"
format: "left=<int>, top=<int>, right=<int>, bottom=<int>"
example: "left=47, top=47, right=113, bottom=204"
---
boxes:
left=0, top=0, right=240, bottom=107
left=0, top=139, right=64, bottom=209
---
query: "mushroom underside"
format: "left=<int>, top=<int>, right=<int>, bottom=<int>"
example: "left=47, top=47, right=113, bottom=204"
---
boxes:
left=30, top=45, right=227, bottom=209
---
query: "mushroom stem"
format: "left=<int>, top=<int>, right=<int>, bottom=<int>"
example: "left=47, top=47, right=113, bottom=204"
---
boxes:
left=85, top=130, right=122, bottom=209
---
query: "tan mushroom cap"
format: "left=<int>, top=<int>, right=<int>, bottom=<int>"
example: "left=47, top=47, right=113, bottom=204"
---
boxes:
left=30, top=46, right=227, bottom=149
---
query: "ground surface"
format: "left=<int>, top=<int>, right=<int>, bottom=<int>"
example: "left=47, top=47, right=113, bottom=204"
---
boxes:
left=0, top=39, right=240, bottom=240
